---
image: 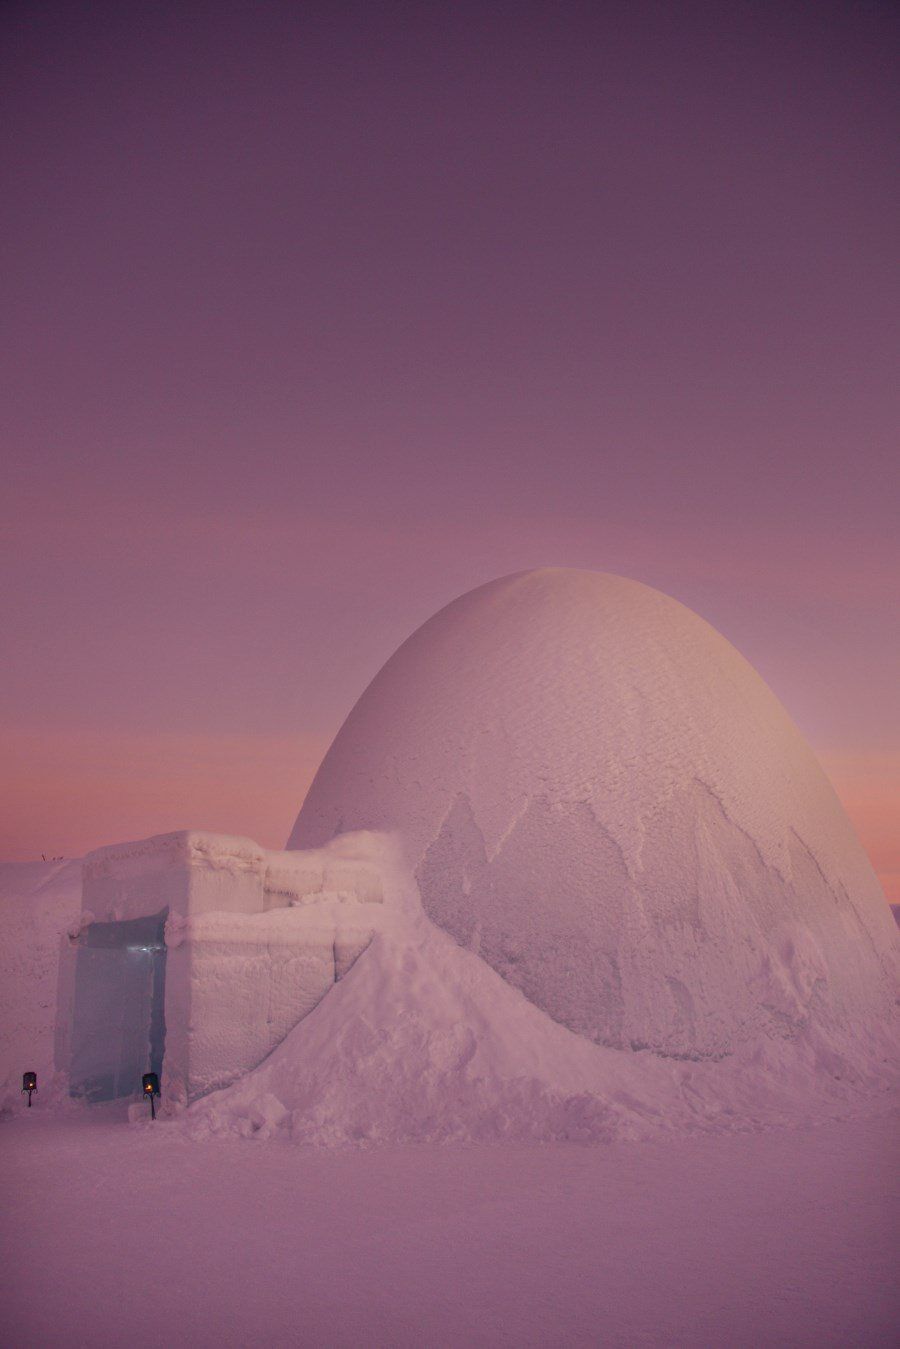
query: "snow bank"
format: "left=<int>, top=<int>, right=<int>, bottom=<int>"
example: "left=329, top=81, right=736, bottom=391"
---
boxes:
left=181, top=850, right=897, bottom=1147
left=289, top=569, right=899, bottom=1060
left=181, top=904, right=898, bottom=1147
left=0, top=858, right=82, bottom=1113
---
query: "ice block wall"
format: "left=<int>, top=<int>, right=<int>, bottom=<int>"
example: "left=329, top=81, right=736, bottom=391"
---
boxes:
left=77, top=831, right=386, bottom=1106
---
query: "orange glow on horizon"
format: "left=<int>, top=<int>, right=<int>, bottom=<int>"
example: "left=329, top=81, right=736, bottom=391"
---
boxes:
left=1, top=726, right=895, bottom=909
left=0, top=727, right=330, bottom=861
left=819, top=753, right=900, bottom=906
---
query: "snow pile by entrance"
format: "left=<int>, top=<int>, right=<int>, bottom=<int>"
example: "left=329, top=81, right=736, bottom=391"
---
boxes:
left=180, top=898, right=898, bottom=1147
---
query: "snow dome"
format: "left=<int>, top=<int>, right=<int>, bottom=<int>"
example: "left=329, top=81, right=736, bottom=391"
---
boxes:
left=289, top=569, right=898, bottom=1060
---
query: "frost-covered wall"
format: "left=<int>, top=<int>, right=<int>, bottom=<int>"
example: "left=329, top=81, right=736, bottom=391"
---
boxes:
left=0, top=860, right=82, bottom=1112
left=75, top=830, right=388, bottom=1106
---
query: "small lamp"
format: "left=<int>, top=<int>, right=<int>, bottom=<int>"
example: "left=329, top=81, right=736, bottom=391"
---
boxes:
left=22, top=1071, right=37, bottom=1106
left=142, top=1072, right=160, bottom=1120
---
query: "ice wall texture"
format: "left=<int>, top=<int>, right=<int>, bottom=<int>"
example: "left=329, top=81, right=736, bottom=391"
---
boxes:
left=0, top=859, right=82, bottom=1111
left=290, top=569, right=898, bottom=1061
left=80, top=830, right=388, bottom=1105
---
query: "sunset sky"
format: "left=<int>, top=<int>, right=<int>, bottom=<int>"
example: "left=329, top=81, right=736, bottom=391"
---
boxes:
left=2, top=2, right=897, bottom=900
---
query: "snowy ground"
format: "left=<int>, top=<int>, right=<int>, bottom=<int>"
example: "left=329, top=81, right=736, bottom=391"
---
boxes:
left=2, top=1107, right=897, bottom=1348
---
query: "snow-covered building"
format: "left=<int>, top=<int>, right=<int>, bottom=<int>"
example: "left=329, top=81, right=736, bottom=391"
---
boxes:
left=290, top=568, right=898, bottom=1061
left=28, top=567, right=895, bottom=1131
left=65, top=830, right=389, bottom=1106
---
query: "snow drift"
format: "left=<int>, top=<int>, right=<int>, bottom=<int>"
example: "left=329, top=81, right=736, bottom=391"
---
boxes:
left=181, top=904, right=898, bottom=1148
left=288, top=569, right=898, bottom=1061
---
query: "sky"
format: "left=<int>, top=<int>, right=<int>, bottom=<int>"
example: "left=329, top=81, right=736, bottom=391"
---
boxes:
left=1, top=1, right=898, bottom=899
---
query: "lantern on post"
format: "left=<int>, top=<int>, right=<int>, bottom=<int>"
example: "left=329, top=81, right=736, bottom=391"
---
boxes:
left=22, top=1071, right=37, bottom=1106
left=142, top=1072, right=160, bottom=1120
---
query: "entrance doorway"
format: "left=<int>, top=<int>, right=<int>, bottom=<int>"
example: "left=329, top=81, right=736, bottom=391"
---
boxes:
left=69, top=911, right=167, bottom=1101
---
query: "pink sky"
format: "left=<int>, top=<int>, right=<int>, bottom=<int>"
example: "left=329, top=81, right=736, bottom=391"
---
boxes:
left=1, top=2, right=897, bottom=898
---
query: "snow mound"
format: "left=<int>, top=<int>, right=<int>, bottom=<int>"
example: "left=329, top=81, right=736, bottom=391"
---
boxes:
left=180, top=909, right=898, bottom=1147
left=289, top=569, right=898, bottom=1060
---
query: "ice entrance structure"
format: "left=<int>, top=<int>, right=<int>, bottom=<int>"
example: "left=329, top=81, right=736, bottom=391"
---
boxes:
left=69, top=831, right=386, bottom=1107
left=70, top=912, right=167, bottom=1101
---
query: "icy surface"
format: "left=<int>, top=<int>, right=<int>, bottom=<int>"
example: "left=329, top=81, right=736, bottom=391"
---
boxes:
left=2, top=1111, right=897, bottom=1348
left=290, top=569, right=899, bottom=1059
